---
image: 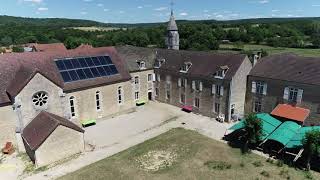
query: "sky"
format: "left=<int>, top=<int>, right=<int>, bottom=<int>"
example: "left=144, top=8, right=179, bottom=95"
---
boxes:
left=1, top=0, right=320, bottom=23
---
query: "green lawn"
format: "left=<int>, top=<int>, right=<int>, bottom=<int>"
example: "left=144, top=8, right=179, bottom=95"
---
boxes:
left=219, top=44, right=320, bottom=57
left=59, top=128, right=320, bottom=180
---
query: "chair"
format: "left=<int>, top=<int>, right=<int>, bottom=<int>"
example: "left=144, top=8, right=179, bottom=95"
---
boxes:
left=2, top=142, right=14, bottom=155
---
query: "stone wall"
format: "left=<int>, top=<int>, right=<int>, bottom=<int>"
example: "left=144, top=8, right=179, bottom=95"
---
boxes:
left=0, top=105, right=17, bottom=147
left=245, top=76, right=320, bottom=125
left=130, top=70, right=155, bottom=102
left=15, top=73, right=65, bottom=129
left=154, top=70, right=230, bottom=120
left=66, top=80, right=136, bottom=124
left=229, top=56, right=252, bottom=119
left=35, top=126, right=84, bottom=167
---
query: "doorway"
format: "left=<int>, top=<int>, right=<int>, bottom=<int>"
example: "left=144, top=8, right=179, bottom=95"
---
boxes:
left=148, top=92, right=152, bottom=100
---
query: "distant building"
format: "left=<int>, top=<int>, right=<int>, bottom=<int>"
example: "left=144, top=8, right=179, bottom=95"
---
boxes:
left=245, top=53, right=320, bottom=125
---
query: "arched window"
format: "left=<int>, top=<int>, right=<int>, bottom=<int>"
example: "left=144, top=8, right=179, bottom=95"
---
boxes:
left=96, top=91, right=101, bottom=111
left=70, top=96, right=76, bottom=117
left=118, top=86, right=123, bottom=104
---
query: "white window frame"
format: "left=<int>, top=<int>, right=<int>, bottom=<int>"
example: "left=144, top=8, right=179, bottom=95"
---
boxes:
left=180, top=92, right=186, bottom=104
left=69, top=96, right=76, bottom=118
left=288, top=88, right=299, bottom=102
left=134, top=76, right=139, bottom=85
left=147, top=74, right=153, bottom=82
left=95, top=91, right=102, bottom=111
left=254, top=100, right=262, bottom=112
left=155, top=87, right=159, bottom=97
left=214, top=103, right=220, bottom=113
left=139, top=61, right=146, bottom=69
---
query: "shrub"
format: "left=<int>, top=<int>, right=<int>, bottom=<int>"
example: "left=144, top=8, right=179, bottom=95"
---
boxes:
left=279, top=169, right=290, bottom=179
left=260, top=170, right=270, bottom=178
left=204, top=161, right=232, bottom=170
left=305, top=171, right=314, bottom=180
left=266, top=158, right=274, bottom=164
left=252, top=161, right=263, bottom=167
left=240, top=162, right=245, bottom=168
left=276, top=160, right=284, bottom=167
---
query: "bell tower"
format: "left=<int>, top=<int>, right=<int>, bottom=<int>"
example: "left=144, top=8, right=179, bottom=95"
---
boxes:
left=166, top=1, right=179, bottom=50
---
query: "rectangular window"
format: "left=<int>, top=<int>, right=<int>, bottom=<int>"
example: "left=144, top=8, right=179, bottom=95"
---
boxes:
left=289, top=88, right=299, bottom=102
left=166, top=83, right=171, bottom=99
left=180, top=93, right=185, bottom=104
left=156, top=74, right=160, bottom=82
left=147, top=74, right=153, bottom=82
left=216, top=85, right=221, bottom=95
left=135, top=91, right=139, bottom=100
left=96, top=91, right=101, bottom=111
left=70, top=97, right=76, bottom=118
left=181, top=78, right=186, bottom=88
left=134, top=76, right=139, bottom=85
left=254, top=100, right=262, bottom=112
left=118, top=86, right=123, bottom=104
left=256, top=82, right=264, bottom=94
left=214, top=103, right=220, bottom=113
left=194, top=97, right=200, bottom=108
left=155, top=88, right=159, bottom=96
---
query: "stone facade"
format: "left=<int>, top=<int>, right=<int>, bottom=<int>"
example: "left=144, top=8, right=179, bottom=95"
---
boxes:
left=130, top=70, right=155, bottom=103
left=155, top=56, right=252, bottom=121
left=33, top=126, right=84, bottom=167
left=245, top=76, right=320, bottom=125
left=14, top=73, right=65, bottom=130
left=66, top=80, right=136, bottom=124
left=0, top=106, right=17, bottom=147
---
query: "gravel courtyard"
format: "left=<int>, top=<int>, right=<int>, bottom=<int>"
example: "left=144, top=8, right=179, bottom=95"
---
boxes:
left=2, top=102, right=233, bottom=180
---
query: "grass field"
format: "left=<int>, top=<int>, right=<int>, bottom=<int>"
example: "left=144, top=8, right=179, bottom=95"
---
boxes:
left=219, top=44, right=320, bottom=57
left=59, top=128, right=320, bottom=180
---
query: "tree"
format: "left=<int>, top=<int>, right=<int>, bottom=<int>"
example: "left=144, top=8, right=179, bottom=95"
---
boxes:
left=12, top=46, right=24, bottom=53
left=302, top=130, right=320, bottom=171
left=1, top=36, right=13, bottom=46
left=242, top=113, right=263, bottom=153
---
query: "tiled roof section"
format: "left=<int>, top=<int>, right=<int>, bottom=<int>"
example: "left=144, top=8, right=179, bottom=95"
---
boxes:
left=271, top=104, right=310, bottom=122
left=31, top=43, right=67, bottom=52
left=116, top=46, right=156, bottom=72
left=156, top=49, right=247, bottom=80
left=0, top=46, right=131, bottom=106
left=22, top=111, right=84, bottom=151
left=250, top=53, right=320, bottom=85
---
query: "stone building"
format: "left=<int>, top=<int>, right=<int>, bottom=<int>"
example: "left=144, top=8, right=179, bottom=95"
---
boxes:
left=116, top=46, right=156, bottom=103
left=245, top=53, right=320, bottom=125
left=0, top=46, right=136, bottom=166
left=154, top=49, right=252, bottom=121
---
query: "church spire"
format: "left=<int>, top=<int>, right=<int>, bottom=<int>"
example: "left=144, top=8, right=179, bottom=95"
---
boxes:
left=166, top=0, right=179, bottom=50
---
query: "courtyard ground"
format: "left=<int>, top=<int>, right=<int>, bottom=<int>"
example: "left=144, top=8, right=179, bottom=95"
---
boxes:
left=59, top=128, right=320, bottom=180
left=20, top=102, right=230, bottom=180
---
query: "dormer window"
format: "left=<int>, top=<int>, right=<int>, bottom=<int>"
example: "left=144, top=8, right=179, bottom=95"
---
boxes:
left=180, top=62, right=192, bottom=73
left=214, top=65, right=229, bottom=79
left=137, top=61, right=146, bottom=70
left=154, top=59, right=165, bottom=68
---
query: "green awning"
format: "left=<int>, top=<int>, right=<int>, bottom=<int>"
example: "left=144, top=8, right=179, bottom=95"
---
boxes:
left=228, top=113, right=282, bottom=139
left=266, top=121, right=301, bottom=146
left=285, top=126, right=320, bottom=149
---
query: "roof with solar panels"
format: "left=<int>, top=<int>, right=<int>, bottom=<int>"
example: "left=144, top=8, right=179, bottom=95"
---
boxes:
left=0, top=45, right=131, bottom=107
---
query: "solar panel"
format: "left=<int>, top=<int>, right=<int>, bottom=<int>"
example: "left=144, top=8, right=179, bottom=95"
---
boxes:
left=55, top=56, right=119, bottom=83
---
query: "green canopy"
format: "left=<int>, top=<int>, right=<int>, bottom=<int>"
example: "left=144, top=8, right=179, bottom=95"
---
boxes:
left=266, top=121, right=301, bottom=146
left=228, top=113, right=282, bottom=139
left=285, top=126, right=320, bottom=149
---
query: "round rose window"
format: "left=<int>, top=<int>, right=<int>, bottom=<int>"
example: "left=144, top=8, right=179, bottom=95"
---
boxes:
left=32, top=92, right=48, bottom=107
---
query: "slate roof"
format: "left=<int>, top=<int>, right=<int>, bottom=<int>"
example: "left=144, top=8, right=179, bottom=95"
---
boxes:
left=22, top=111, right=84, bottom=151
left=0, top=46, right=131, bottom=106
left=167, top=11, right=178, bottom=31
left=156, top=49, right=247, bottom=80
left=116, top=46, right=156, bottom=72
left=250, top=53, right=320, bottom=86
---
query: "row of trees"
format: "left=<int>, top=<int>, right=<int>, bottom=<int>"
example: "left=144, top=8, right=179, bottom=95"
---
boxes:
left=242, top=114, right=320, bottom=171
left=1, top=19, right=320, bottom=51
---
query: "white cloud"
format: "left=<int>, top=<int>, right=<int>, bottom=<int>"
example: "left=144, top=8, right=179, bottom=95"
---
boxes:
left=97, top=3, right=103, bottom=7
left=103, top=9, right=109, bottom=12
left=119, top=11, right=125, bottom=14
left=83, top=0, right=93, bottom=2
left=23, top=0, right=42, bottom=3
left=80, top=11, right=87, bottom=15
left=137, top=6, right=143, bottom=9
left=312, top=4, right=320, bottom=7
left=37, top=7, right=48, bottom=11
left=259, top=0, right=269, bottom=4
left=179, top=12, right=188, bottom=16
left=154, top=7, right=168, bottom=11
left=272, top=9, right=279, bottom=12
